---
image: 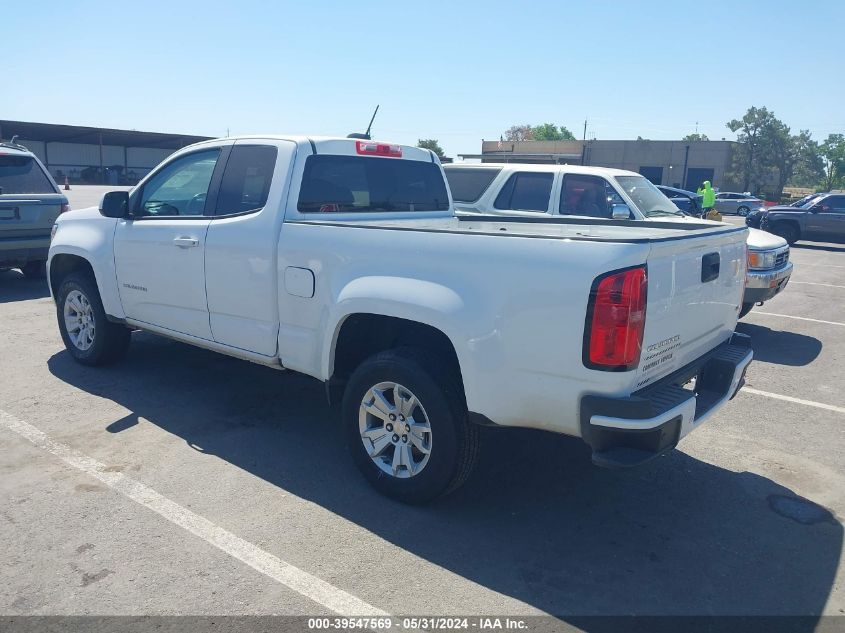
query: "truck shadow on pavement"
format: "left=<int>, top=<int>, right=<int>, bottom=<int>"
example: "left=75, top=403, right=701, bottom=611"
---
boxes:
left=735, top=322, right=822, bottom=366
left=0, top=270, right=51, bottom=304
left=48, top=334, right=842, bottom=626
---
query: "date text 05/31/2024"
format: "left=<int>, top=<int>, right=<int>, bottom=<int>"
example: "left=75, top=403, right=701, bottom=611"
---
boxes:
left=306, top=617, right=528, bottom=630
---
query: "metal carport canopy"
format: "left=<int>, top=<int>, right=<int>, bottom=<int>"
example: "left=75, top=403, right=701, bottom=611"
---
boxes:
left=0, top=120, right=212, bottom=149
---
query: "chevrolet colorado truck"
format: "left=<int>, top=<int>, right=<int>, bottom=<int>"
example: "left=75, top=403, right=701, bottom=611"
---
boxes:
left=445, top=163, right=792, bottom=318
left=48, top=137, right=752, bottom=503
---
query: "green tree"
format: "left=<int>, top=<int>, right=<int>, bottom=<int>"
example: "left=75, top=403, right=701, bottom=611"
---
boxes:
left=727, top=106, right=779, bottom=194
left=788, top=131, right=824, bottom=188
left=820, top=134, right=845, bottom=191
left=416, top=139, right=445, bottom=157
left=531, top=123, right=576, bottom=141
left=682, top=133, right=709, bottom=141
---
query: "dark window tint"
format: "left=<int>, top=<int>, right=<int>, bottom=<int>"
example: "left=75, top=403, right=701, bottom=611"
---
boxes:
left=215, top=145, right=277, bottom=215
left=493, top=172, right=553, bottom=211
left=0, top=155, right=55, bottom=194
left=298, top=156, right=449, bottom=213
left=560, top=174, right=619, bottom=218
left=444, top=167, right=502, bottom=202
left=821, top=195, right=845, bottom=212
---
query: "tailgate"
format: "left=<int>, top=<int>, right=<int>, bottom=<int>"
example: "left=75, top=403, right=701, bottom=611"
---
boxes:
left=633, top=227, right=747, bottom=389
left=0, top=194, right=65, bottom=235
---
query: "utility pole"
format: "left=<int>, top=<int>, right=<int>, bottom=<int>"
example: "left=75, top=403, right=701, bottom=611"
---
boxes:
left=582, top=118, right=587, bottom=141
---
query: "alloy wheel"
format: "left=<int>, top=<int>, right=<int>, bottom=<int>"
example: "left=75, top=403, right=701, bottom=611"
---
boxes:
left=63, top=289, right=96, bottom=351
left=359, top=381, right=433, bottom=478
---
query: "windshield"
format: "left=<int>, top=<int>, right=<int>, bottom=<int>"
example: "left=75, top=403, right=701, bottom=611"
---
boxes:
left=794, top=195, right=822, bottom=209
left=615, top=175, right=683, bottom=217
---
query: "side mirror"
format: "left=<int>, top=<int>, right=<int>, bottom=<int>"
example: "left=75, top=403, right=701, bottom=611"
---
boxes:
left=99, top=191, right=129, bottom=218
left=611, top=203, right=631, bottom=220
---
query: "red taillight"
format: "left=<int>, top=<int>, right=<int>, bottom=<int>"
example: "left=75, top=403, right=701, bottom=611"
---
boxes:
left=59, top=203, right=70, bottom=214
left=584, top=266, right=647, bottom=371
left=356, top=140, right=402, bottom=157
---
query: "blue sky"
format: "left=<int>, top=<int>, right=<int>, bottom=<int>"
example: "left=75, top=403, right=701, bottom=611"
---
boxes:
left=4, top=0, right=843, bottom=158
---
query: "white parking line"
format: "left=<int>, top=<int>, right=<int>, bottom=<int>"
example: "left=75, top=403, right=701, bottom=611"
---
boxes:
left=790, top=281, right=845, bottom=289
left=751, top=311, right=845, bottom=327
left=742, top=388, right=845, bottom=415
left=0, top=409, right=387, bottom=617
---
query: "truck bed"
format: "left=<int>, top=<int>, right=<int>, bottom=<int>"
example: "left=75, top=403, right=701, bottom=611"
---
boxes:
left=290, top=214, right=747, bottom=244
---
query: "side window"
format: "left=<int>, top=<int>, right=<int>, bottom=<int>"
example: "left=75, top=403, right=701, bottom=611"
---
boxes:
left=136, top=149, right=220, bottom=217
left=493, top=172, right=553, bottom=212
left=214, top=145, right=278, bottom=216
left=560, top=174, right=618, bottom=218
left=823, top=196, right=845, bottom=212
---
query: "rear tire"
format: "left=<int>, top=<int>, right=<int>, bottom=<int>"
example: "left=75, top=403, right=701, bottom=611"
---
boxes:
left=21, top=260, right=47, bottom=279
left=739, top=303, right=754, bottom=319
left=56, top=272, right=131, bottom=366
left=342, top=348, right=479, bottom=503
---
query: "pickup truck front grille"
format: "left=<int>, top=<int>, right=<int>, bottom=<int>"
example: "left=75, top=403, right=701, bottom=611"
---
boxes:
left=775, top=248, right=789, bottom=268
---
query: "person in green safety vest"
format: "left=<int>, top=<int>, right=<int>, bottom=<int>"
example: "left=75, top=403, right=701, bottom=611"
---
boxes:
left=697, top=181, right=716, bottom=218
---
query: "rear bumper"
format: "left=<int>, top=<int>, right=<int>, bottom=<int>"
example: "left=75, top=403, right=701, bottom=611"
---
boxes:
left=580, top=333, right=753, bottom=468
left=0, top=235, right=50, bottom=267
left=744, top=262, right=793, bottom=304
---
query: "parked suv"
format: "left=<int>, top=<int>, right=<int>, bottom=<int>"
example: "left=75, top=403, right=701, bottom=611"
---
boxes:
left=746, top=193, right=845, bottom=244
left=0, top=141, right=69, bottom=278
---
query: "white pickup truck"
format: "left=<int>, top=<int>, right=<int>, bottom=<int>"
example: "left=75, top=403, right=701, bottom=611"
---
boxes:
left=48, top=136, right=752, bottom=503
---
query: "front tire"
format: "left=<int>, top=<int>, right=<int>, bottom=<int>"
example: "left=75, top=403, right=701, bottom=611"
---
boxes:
left=770, top=222, right=799, bottom=245
left=342, top=348, right=479, bottom=503
left=737, top=206, right=750, bottom=217
left=56, top=272, right=131, bottom=366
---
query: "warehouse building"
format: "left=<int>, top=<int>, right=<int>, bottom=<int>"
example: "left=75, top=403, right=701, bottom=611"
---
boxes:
left=460, top=139, right=742, bottom=192
left=0, top=120, right=211, bottom=186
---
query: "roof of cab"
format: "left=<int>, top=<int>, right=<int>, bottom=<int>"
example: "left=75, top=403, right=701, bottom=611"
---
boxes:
left=443, top=162, right=640, bottom=178
left=177, top=135, right=437, bottom=161
left=0, top=142, right=35, bottom=156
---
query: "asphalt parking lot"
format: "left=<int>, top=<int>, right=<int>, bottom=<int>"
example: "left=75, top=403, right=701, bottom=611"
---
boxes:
left=1, top=198, right=844, bottom=626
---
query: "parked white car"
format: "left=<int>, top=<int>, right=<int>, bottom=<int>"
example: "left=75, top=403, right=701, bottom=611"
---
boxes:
left=49, top=137, right=752, bottom=502
left=444, top=163, right=792, bottom=318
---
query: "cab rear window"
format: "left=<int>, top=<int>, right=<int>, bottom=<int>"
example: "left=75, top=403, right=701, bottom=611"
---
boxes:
left=0, top=155, right=56, bottom=194
left=298, top=155, right=449, bottom=213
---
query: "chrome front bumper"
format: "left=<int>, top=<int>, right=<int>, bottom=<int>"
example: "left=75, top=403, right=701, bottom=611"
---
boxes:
left=744, top=262, right=793, bottom=303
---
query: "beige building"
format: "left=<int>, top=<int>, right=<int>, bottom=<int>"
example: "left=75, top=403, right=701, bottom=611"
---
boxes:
left=460, top=139, right=741, bottom=192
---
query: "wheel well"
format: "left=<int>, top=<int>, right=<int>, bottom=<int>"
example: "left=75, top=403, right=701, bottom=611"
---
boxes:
left=49, top=254, right=95, bottom=293
left=770, top=219, right=801, bottom=237
left=330, top=314, right=464, bottom=403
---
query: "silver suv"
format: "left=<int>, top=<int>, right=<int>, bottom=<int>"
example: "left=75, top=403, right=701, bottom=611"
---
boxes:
left=0, top=141, right=68, bottom=278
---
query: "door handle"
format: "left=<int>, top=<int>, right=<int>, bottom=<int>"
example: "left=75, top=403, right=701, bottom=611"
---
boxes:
left=173, top=236, right=199, bottom=248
